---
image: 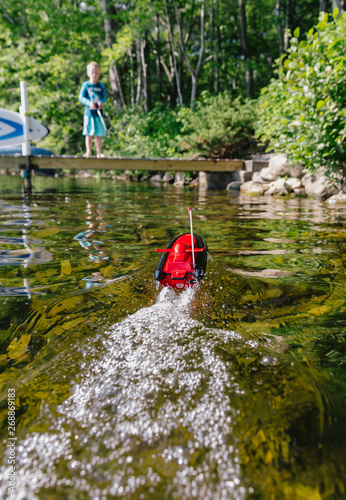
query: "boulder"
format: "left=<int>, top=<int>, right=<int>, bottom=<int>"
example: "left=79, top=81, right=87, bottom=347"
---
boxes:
left=268, top=154, right=291, bottom=175
left=285, top=177, right=302, bottom=191
left=115, top=172, right=132, bottom=181
left=175, top=172, right=184, bottom=183
left=290, top=164, right=304, bottom=178
left=173, top=180, right=185, bottom=188
left=189, top=177, right=199, bottom=187
left=260, top=154, right=289, bottom=181
left=149, top=174, right=162, bottom=182
left=301, top=169, right=340, bottom=198
left=260, top=166, right=277, bottom=182
left=265, top=178, right=289, bottom=196
left=173, top=172, right=185, bottom=187
left=226, top=181, right=242, bottom=191
left=260, top=154, right=304, bottom=182
left=162, top=173, right=174, bottom=183
left=240, top=181, right=270, bottom=196
left=325, top=192, right=346, bottom=205
left=252, top=171, right=264, bottom=183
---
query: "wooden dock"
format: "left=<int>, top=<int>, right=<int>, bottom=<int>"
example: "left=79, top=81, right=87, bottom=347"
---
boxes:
left=0, top=155, right=243, bottom=173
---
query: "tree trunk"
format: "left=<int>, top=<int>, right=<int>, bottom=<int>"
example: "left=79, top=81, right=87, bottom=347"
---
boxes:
left=238, top=0, right=253, bottom=98
left=321, top=0, right=345, bottom=13
left=276, top=0, right=285, bottom=56
left=215, top=0, right=220, bottom=94
left=319, top=0, right=329, bottom=11
left=332, top=0, right=343, bottom=14
left=135, top=38, right=142, bottom=105
left=281, top=0, right=295, bottom=51
left=161, top=54, right=174, bottom=85
left=100, top=0, right=125, bottom=109
left=164, top=0, right=183, bottom=106
left=100, top=0, right=112, bottom=47
left=209, top=3, right=214, bottom=94
left=174, top=0, right=205, bottom=109
left=287, top=0, right=295, bottom=40
left=156, top=13, right=162, bottom=103
left=141, top=36, right=149, bottom=111
left=128, top=48, right=135, bottom=107
left=145, top=31, right=152, bottom=110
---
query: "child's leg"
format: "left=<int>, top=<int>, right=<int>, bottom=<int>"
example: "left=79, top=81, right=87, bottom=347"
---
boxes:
left=84, top=136, right=93, bottom=157
left=94, top=136, right=104, bottom=158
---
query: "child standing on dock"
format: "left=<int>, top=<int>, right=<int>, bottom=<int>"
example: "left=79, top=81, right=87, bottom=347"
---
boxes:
left=79, top=61, right=107, bottom=158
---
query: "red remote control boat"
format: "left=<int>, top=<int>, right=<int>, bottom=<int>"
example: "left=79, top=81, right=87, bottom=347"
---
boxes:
left=154, top=208, right=208, bottom=289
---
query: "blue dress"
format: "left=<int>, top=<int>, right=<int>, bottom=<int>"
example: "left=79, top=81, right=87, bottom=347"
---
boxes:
left=79, top=81, right=107, bottom=137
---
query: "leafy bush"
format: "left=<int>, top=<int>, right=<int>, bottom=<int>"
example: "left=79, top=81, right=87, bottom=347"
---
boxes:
left=256, top=11, right=346, bottom=179
left=178, top=93, right=256, bottom=158
left=103, top=96, right=256, bottom=160
left=103, top=105, right=184, bottom=158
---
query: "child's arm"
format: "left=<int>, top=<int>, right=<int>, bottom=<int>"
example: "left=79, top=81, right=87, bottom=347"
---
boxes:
left=99, top=82, right=107, bottom=105
left=78, top=82, right=91, bottom=107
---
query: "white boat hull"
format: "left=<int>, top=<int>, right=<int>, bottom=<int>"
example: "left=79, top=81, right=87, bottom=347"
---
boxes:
left=0, top=108, right=49, bottom=146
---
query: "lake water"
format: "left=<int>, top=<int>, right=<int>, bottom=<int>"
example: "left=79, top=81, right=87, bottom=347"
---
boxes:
left=0, top=175, right=345, bottom=499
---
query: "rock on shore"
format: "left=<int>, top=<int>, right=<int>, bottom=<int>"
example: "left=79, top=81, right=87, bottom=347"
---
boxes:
left=218, top=154, right=345, bottom=203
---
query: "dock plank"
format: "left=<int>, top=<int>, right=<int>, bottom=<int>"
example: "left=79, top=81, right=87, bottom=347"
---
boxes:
left=0, top=155, right=243, bottom=172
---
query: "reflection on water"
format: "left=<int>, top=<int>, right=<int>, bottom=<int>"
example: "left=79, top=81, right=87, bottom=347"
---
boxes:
left=0, top=200, right=52, bottom=297
left=0, top=175, right=345, bottom=499
left=74, top=201, right=110, bottom=265
left=0, top=248, right=52, bottom=267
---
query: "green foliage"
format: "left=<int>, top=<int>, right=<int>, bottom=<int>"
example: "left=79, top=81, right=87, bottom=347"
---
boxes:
left=256, top=12, right=346, bottom=179
left=178, top=93, right=256, bottom=158
left=0, top=0, right=335, bottom=158
left=101, top=96, right=256, bottom=160
left=103, top=105, right=184, bottom=158
left=0, top=0, right=104, bottom=154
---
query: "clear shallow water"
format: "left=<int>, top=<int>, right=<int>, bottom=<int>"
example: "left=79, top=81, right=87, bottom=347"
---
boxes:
left=0, top=175, right=345, bottom=499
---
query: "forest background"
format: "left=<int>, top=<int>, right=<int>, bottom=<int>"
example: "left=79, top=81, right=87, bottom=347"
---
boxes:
left=0, top=0, right=345, bottom=177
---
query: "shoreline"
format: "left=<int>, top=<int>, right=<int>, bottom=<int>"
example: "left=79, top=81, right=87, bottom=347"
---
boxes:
left=1, top=152, right=345, bottom=204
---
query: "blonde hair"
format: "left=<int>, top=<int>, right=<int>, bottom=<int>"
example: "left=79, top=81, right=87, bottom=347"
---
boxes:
left=87, top=61, right=100, bottom=73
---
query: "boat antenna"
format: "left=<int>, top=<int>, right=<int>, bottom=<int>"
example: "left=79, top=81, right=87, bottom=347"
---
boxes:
left=188, top=207, right=195, bottom=269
